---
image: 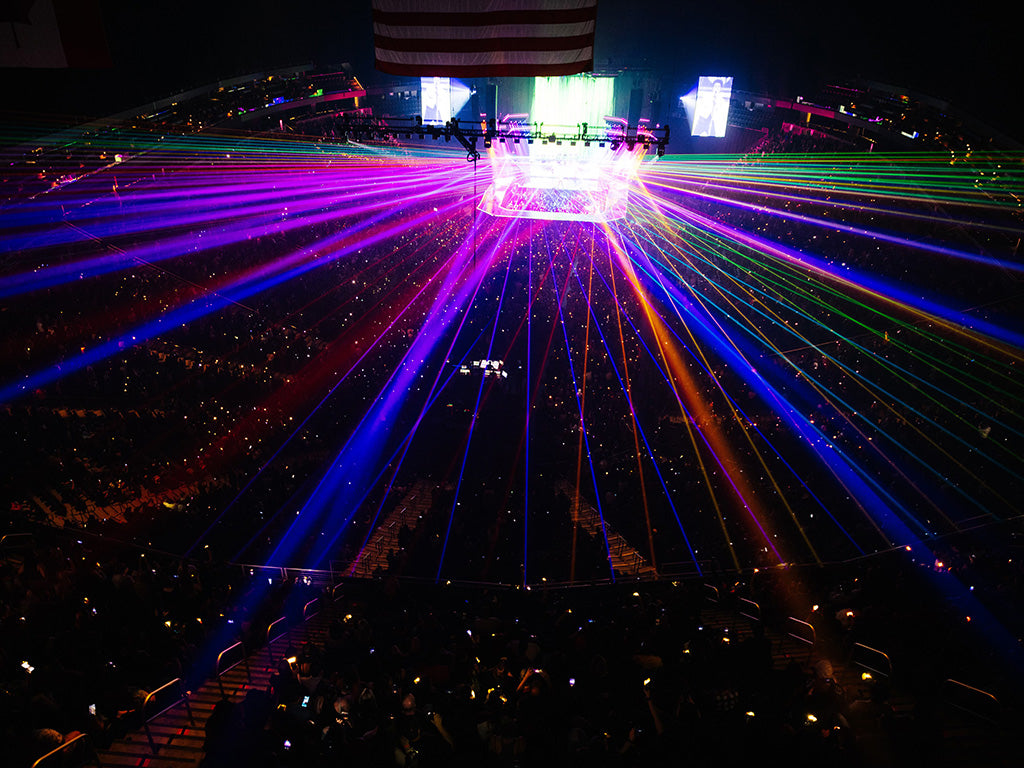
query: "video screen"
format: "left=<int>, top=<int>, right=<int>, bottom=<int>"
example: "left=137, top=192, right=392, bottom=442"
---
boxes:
left=420, top=76, right=452, bottom=124
left=691, top=76, right=733, bottom=137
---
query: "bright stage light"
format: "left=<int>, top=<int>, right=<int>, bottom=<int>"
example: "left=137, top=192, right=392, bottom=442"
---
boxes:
left=532, top=75, right=616, bottom=129
left=678, top=86, right=698, bottom=133
left=690, top=76, right=733, bottom=137
left=479, top=133, right=645, bottom=223
left=420, top=77, right=473, bottom=124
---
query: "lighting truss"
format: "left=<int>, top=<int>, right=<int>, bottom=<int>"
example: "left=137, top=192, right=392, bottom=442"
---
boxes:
left=327, top=116, right=670, bottom=161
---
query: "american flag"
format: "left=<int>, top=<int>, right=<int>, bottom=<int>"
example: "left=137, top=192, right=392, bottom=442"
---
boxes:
left=372, top=0, right=598, bottom=78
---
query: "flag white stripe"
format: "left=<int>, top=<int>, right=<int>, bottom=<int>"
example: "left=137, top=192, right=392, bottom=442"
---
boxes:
left=374, top=22, right=595, bottom=39
left=372, top=0, right=597, bottom=76
left=375, top=48, right=593, bottom=66
left=373, top=0, right=594, bottom=12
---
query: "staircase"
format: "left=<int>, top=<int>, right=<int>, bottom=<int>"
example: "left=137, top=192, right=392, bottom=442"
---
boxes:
left=562, top=482, right=659, bottom=580
left=346, top=480, right=434, bottom=577
left=697, top=589, right=922, bottom=754
left=30, top=494, right=61, bottom=527
left=95, top=610, right=331, bottom=767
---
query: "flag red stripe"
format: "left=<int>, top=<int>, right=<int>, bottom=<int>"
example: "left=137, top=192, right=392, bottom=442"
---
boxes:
left=372, top=1, right=597, bottom=77
left=374, top=33, right=594, bottom=53
left=372, top=7, right=597, bottom=28
left=374, top=60, right=594, bottom=77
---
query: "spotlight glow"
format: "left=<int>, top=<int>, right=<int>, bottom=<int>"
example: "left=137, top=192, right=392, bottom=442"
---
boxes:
left=1, top=123, right=1021, bottom=604
left=479, top=129, right=644, bottom=222
left=531, top=74, right=616, bottom=129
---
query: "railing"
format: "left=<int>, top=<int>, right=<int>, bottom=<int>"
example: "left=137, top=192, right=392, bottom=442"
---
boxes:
left=851, top=642, right=892, bottom=679
left=233, top=557, right=735, bottom=590
left=303, top=597, right=321, bottom=621
left=738, top=597, right=761, bottom=624
left=657, top=560, right=717, bottom=578
left=143, top=678, right=195, bottom=753
left=215, top=640, right=250, bottom=698
left=0, top=532, right=35, bottom=551
left=267, top=616, right=288, bottom=645
left=786, top=616, right=815, bottom=661
left=703, top=583, right=720, bottom=604
left=31, top=732, right=101, bottom=768
left=944, top=679, right=1001, bottom=725
left=232, top=562, right=337, bottom=586
left=239, top=563, right=288, bottom=582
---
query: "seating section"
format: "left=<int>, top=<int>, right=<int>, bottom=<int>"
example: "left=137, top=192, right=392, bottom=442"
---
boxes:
left=5, top=528, right=1021, bottom=767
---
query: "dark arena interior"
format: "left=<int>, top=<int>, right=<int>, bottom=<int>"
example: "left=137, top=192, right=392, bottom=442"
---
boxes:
left=2, top=2, right=1023, bottom=766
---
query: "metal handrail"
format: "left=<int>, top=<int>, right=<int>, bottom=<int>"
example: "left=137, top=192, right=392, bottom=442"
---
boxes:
left=234, top=563, right=336, bottom=577
left=703, top=583, right=720, bottom=604
left=944, top=679, right=1001, bottom=724
left=267, top=616, right=288, bottom=645
left=143, top=677, right=195, bottom=753
left=852, top=642, right=892, bottom=678
left=738, top=597, right=761, bottom=623
left=303, top=597, right=321, bottom=621
left=31, top=732, right=100, bottom=768
left=0, top=532, right=35, bottom=550
left=215, top=640, right=250, bottom=697
left=786, top=616, right=816, bottom=650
